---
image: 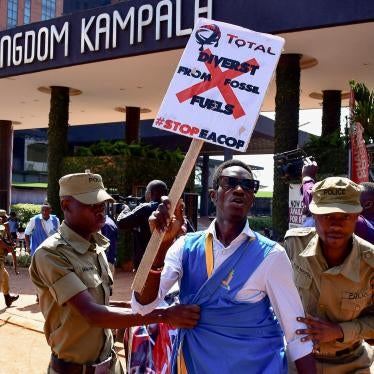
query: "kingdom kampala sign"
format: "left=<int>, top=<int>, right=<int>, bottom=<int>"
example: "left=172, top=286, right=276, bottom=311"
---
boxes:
left=0, top=0, right=213, bottom=78
left=0, top=0, right=372, bottom=78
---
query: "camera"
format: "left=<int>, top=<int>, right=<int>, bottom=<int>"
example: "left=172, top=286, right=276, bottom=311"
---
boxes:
left=107, top=194, right=145, bottom=219
left=274, top=149, right=313, bottom=181
left=123, top=196, right=145, bottom=210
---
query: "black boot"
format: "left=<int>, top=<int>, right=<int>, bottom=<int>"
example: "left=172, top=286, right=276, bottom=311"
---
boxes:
left=4, top=293, right=19, bottom=308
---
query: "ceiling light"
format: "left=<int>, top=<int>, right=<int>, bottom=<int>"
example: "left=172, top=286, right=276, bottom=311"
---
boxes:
left=309, top=92, right=350, bottom=100
left=114, top=107, right=151, bottom=114
left=38, top=86, right=82, bottom=96
left=300, top=55, right=318, bottom=70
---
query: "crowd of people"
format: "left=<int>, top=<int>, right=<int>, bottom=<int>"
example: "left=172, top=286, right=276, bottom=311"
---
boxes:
left=0, top=161, right=373, bottom=373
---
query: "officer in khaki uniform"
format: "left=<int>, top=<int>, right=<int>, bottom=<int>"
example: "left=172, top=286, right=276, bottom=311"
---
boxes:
left=284, top=177, right=374, bottom=373
left=29, top=173, right=200, bottom=374
left=0, top=210, right=19, bottom=307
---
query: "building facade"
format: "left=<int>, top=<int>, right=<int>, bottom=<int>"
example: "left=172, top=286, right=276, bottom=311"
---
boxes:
left=0, top=0, right=372, bottom=215
left=63, top=0, right=130, bottom=15
left=63, top=0, right=112, bottom=14
left=0, top=0, right=63, bottom=31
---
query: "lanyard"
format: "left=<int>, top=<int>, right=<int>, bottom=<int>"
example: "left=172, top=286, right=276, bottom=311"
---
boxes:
left=205, top=233, right=214, bottom=278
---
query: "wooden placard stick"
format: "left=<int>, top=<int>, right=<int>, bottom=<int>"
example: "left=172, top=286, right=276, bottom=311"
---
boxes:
left=132, top=138, right=204, bottom=293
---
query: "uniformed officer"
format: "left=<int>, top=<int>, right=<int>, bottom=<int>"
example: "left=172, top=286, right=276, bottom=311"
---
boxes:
left=284, top=177, right=374, bottom=373
left=0, top=210, right=19, bottom=307
left=29, top=172, right=200, bottom=374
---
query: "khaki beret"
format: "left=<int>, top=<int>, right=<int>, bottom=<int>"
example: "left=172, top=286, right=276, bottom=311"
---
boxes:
left=309, top=177, right=362, bottom=215
left=59, top=173, right=114, bottom=205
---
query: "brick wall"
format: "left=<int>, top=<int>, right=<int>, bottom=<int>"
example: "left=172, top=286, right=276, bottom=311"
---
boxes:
left=30, top=0, right=42, bottom=23
left=0, top=1, right=7, bottom=31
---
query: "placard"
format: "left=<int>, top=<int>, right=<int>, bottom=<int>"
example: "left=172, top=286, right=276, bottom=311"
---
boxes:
left=289, top=183, right=304, bottom=228
left=153, top=18, right=285, bottom=152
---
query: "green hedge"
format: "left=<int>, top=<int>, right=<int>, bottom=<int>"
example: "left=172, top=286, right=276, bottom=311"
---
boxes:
left=11, top=203, right=41, bottom=227
left=117, top=230, right=133, bottom=267
left=248, top=216, right=272, bottom=232
left=5, top=252, right=32, bottom=267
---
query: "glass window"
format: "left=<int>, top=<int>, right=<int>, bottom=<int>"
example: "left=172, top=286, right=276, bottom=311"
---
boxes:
left=41, top=0, right=56, bottom=20
left=24, top=0, right=31, bottom=24
left=24, top=139, right=48, bottom=172
left=7, top=0, right=19, bottom=29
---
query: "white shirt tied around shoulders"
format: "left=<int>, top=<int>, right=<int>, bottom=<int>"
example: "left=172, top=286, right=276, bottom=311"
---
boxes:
left=131, top=219, right=313, bottom=362
left=25, top=214, right=60, bottom=236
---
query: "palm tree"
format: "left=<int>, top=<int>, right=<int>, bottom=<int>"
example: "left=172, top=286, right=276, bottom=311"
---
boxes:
left=321, top=90, right=341, bottom=137
left=272, top=54, right=301, bottom=240
left=47, top=86, right=69, bottom=219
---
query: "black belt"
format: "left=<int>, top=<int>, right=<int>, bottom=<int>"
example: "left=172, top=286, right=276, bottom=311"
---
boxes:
left=335, top=341, right=361, bottom=357
left=50, top=353, right=114, bottom=374
left=315, top=341, right=362, bottom=361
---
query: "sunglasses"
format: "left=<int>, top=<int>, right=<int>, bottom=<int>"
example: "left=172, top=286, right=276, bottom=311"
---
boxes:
left=88, top=202, right=108, bottom=210
left=74, top=200, right=107, bottom=211
left=219, top=176, right=259, bottom=193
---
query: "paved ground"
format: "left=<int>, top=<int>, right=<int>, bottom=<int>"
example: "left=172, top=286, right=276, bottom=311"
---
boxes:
left=0, top=217, right=212, bottom=373
left=0, top=266, right=135, bottom=374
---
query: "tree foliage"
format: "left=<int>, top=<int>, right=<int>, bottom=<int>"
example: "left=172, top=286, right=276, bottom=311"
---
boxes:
left=302, top=130, right=348, bottom=178
left=350, top=81, right=374, bottom=142
left=63, top=143, right=191, bottom=197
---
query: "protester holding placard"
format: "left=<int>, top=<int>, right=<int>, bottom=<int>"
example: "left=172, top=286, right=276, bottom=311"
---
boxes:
left=132, top=18, right=287, bottom=292
left=133, top=160, right=316, bottom=373
left=131, top=20, right=315, bottom=372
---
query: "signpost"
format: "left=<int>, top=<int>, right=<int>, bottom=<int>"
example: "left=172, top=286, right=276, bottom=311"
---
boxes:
left=350, top=122, right=370, bottom=183
left=288, top=184, right=304, bottom=228
left=132, top=18, right=284, bottom=292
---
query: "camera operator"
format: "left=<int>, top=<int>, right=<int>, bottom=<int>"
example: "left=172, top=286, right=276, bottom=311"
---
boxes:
left=117, top=180, right=168, bottom=270
left=301, top=158, right=318, bottom=227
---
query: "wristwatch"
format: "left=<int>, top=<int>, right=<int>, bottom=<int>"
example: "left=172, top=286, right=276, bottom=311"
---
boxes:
left=302, top=176, right=314, bottom=184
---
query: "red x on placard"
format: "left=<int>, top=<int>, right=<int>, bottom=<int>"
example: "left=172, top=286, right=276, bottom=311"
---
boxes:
left=176, top=49, right=259, bottom=119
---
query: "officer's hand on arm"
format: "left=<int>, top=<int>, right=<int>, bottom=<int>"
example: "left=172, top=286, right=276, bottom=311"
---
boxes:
left=67, top=289, right=200, bottom=329
left=296, top=315, right=344, bottom=347
left=302, top=158, right=318, bottom=180
left=162, top=304, right=200, bottom=329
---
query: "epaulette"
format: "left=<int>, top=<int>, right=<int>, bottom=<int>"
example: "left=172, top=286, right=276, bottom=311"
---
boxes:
left=358, top=239, right=374, bottom=268
left=39, top=232, right=64, bottom=250
left=284, top=227, right=316, bottom=239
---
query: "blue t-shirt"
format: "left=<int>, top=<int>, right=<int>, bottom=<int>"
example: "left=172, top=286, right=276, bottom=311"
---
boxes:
left=101, top=216, right=118, bottom=265
left=8, top=218, right=19, bottom=233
